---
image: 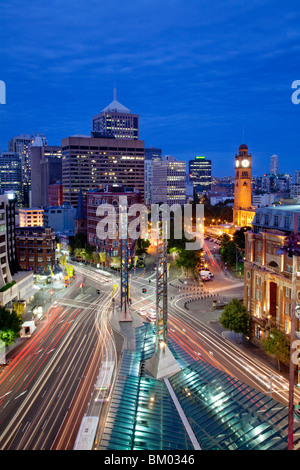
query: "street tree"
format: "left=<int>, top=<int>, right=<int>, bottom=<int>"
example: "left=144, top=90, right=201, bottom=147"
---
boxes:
left=0, top=307, right=22, bottom=346
left=219, top=298, right=251, bottom=341
left=262, top=327, right=290, bottom=371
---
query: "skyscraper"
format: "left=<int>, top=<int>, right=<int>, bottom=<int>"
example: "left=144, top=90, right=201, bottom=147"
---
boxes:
left=189, top=156, right=212, bottom=193
left=8, top=133, right=47, bottom=206
left=92, top=89, right=139, bottom=140
left=62, top=134, right=145, bottom=207
left=144, top=147, right=162, bottom=205
left=0, top=151, right=22, bottom=200
left=152, top=156, right=186, bottom=205
left=270, top=154, right=279, bottom=174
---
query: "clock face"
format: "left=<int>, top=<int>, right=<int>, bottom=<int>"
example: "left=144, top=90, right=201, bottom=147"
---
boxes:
left=241, top=159, right=249, bottom=168
left=235, top=160, right=239, bottom=167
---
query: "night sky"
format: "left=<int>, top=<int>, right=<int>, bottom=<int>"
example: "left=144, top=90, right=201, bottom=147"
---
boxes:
left=0, top=0, right=299, bottom=177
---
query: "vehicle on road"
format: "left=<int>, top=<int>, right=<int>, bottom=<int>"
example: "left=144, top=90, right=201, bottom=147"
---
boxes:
left=95, top=361, right=115, bottom=402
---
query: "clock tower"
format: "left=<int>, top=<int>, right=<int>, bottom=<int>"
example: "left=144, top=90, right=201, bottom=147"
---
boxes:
left=233, top=144, right=255, bottom=227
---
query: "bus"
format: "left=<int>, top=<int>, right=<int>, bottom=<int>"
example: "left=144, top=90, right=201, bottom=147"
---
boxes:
left=95, top=361, right=115, bottom=402
left=73, top=416, right=99, bottom=450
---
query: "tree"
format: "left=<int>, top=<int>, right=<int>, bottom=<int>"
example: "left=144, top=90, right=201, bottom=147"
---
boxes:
left=175, top=249, right=199, bottom=275
left=0, top=307, right=22, bottom=346
left=219, top=298, right=251, bottom=341
left=262, top=328, right=290, bottom=371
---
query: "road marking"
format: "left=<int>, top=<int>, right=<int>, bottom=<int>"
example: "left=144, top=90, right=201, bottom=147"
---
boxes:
left=15, top=391, right=27, bottom=400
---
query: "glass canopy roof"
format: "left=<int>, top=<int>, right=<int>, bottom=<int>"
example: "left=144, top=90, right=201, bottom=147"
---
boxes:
left=100, top=322, right=300, bottom=450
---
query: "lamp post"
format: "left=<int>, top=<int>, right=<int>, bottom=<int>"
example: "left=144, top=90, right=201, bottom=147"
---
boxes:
left=281, top=215, right=300, bottom=450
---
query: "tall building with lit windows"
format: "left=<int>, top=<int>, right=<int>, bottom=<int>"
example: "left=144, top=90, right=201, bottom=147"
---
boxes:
left=62, top=134, right=145, bottom=207
left=152, top=156, right=186, bottom=205
left=189, top=156, right=211, bottom=193
left=92, top=89, right=139, bottom=140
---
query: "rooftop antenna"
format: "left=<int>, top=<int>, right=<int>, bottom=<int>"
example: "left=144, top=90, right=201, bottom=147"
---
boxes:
left=243, top=128, right=245, bottom=144
left=114, top=82, right=117, bottom=101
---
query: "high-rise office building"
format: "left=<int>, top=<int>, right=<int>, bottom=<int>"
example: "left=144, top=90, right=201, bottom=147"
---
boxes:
left=0, top=151, right=22, bottom=200
left=62, top=134, right=145, bottom=207
left=152, top=156, right=186, bottom=205
left=92, top=89, right=139, bottom=140
left=30, top=140, right=62, bottom=207
left=144, top=147, right=162, bottom=205
left=8, top=133, right=47, bottom=206
left=295, top=170, right=300, bottom=185
left=270, top=154, right=279, bottom=174
left=189, top=156, right=212, bottom=193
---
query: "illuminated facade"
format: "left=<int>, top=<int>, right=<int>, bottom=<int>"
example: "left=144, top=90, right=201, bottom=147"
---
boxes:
left=244, top=205, right=300, bottom=342
left=92, top=90, right=139, bottom=140
left=189, top=156, right=211, bottom=193
left=152, top=156, right=186, bottom=205
left=62, top=135, right=145, bottom=207
left=233, top=144, right=255, bottom=227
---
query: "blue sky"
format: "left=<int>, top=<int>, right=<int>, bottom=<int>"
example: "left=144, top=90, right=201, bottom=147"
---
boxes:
left=0, top=0, right=299, bottom=177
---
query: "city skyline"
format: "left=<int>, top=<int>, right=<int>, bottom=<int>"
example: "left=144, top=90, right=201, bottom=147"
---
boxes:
left=0, top=0, right=300, bottom=178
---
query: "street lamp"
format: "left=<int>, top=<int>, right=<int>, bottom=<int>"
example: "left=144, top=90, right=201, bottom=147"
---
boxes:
left=278, top=215, right=300, bottom=450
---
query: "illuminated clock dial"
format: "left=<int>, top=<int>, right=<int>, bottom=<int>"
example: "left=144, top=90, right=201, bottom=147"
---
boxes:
left=241, top=159, right=249, bottom=167
left=235, top=160, right=239, bottom=167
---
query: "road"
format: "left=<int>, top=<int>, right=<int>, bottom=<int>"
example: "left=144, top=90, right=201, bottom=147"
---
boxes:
left=0, top=268, right=116, bottom=450
left=128, top=238, right=300, bottom=408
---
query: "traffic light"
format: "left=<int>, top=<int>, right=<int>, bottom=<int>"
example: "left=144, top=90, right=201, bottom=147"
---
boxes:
left=97, top=289, right=101, bottom=294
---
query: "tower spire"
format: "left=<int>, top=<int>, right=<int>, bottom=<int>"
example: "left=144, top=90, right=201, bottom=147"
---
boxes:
left=113, top=83, right=117, bottom=101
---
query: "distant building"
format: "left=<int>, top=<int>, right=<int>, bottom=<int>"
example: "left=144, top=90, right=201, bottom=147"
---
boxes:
left=43, top=203, right=76, bottom=234
left=74, top=188, right=87, bottom=236
left=16, top=226, right=56, bottom=274
left=262, top=173, right=292, bottom=193
left=18, top=208, right=44, bottom=227
left=92, top=89, right=139, bottom=140
left=9, top=133, right=47, bottom=206
left=30, top=140, right=62, bottom=208
left=189, top=156, right=212, bottom=193
left=152, top=156, right=186, bottom=205
left=0, top=151, right=22, bottom=200
left=290, top=184, right=300, bottom=199
left=145, top=146, right=162, bottom=160
left=144, top=149, right=162, bottom=205
left=48, top=182, right=63, bottom=206
left=270, top=154, right=279, bottom=174
left=252, top=193, right=277, bottom=207
left=295, top=170, right=300, bottom=185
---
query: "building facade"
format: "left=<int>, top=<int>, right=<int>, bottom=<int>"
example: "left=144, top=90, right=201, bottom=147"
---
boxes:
left=62, top=135, right=145, bottom=207
left=244, top=205, right=300, bottom=342
left=152, top=156, right=186, bottom=205
left=0, top=194, right=34, bottom=307
left=30, top=142, right=62, bottom=208
left=0, top=151, right=22, bottom=200
left=92, top=90, right=139, bottom=140
left=233, top=144, right=255, bottom=227
left=86, top=185, right=141, bottom=265
left=189, top=156, right=212, bottom=193
left=43, top=203, right=76, bottom=234
left=18, top=208, right=44, bottom=227
left=16, top=226, right=56, bottom=273
left=8, top=133, right=47, bottom=206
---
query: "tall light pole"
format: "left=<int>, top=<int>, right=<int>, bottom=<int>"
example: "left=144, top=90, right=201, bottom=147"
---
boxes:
left=286, top=214, right=300, bottom=450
